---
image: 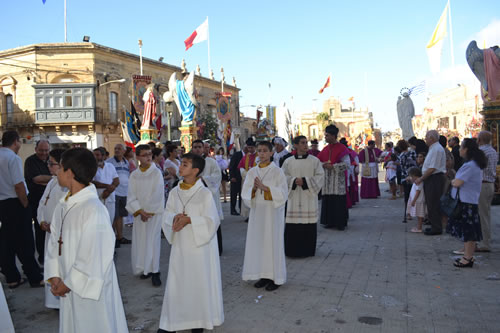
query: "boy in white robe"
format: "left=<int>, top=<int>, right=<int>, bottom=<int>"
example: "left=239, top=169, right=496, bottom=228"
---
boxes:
left=45, top=148, right=128, bottom=333
left=242, top=141, right=288, bottom=291
left=126, top=144, right=164, bottom=287
left=282, top=136, right=324, bottom=258
left=158, top=153, right=223, bottom=333
left=37, top=149, right=68, bottom=309
left=191, top=139, right=224, bottom=255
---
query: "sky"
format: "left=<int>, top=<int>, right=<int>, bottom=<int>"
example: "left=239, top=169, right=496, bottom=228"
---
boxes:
left=2, top=0, right=500, bottom=131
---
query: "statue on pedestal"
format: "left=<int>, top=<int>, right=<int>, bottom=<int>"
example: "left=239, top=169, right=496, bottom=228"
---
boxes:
left=396, top=89, right=415, bottom=140
left=466, top=41, right=500, bottom=104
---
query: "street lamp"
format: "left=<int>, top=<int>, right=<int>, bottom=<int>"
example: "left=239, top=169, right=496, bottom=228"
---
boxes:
left=97, top=78, right=126, bottom=92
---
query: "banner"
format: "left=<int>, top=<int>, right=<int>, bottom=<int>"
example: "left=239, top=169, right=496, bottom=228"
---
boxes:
left=132, top=75, right=152, bottom=114
left=216, top=92, right=232, bottom=122
left=266, top=105, right=276, bottom=129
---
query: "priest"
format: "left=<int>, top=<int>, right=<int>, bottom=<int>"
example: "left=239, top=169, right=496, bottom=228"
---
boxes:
left=282, top=136, right=324, bottom=257
left=158, top=153, right=223, bottom=333
left=241, top=141, right=288, bottom=291
left=126, top=144, right=164, bottom=287
left=45, top=148, right=128, bottom=333
left=238, top=138, right=257, bottom=219
left=191, top=140, right=224, bottom=254
left=358, top=140, right=382, bottom=199
left=317, top=125, right=351, bottom=230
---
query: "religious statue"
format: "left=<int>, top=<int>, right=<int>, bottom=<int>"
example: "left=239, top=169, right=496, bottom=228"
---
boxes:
left=396, top=90, right=415, bottom=140
left=196, top=64, right=201, bottom=76
left=209, top=69, right=215, bottom=80
left=163, top=71, right=196, bottom=123
left=181, top=59, right=187, bottom=73
left=141, top=84, right=157, bottom=130
left=232, top=76, right=237, bottom=87
left=466, top=41, right=500, bottom=104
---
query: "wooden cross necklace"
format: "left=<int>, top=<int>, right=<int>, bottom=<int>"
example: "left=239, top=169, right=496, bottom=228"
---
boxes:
left=44, top=179, right=57, bottom=206
left=177, top=186, right=203, bottom=215
left=58, top=202, right=78, bottom=256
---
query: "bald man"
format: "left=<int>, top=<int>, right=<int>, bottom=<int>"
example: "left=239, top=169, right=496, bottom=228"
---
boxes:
left=477, top=131, right=499, bottom=252
left=415, top=130, right=446, bottom=235
left=24, top=140, right=52, bottom=264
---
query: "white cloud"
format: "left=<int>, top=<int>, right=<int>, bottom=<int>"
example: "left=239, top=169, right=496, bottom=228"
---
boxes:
left=471, top=19, right=500, bottom=48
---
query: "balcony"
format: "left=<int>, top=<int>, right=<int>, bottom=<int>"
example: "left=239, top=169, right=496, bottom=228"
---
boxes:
left=33, top=84, right=96, bottom=124
left=0, top=110, right=35, bottom=128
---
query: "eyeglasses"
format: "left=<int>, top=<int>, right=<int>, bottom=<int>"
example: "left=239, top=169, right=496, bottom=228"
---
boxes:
left=47, top=162, right=60, bottom=167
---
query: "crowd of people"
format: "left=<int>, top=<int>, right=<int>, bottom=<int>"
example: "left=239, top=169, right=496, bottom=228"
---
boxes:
left=0, top=125, right=498, bottom=332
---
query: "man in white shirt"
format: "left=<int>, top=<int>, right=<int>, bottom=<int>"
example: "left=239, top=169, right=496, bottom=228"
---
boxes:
left=92, top=147, right=120, bottom=223
left=415, top=130, right=446, bottom=235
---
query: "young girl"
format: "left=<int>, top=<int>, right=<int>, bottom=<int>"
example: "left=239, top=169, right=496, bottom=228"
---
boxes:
left=407, top=167, right=426, bottom=232
left=385, top=154, right=398, bottom=200
left=416, top=152, right=426, bottom=170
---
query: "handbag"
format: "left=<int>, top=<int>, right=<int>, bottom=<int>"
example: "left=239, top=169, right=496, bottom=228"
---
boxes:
left=362, top=148, right=371, bottom=177
left=440, top=187, right=461, bottom=218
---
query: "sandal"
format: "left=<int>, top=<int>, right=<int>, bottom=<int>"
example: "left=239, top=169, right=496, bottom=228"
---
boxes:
left=454, top=257, right=474, bottom=268
left=8, top=278, right=27, bottom=289
left=410, top=228, right=422, bottom=233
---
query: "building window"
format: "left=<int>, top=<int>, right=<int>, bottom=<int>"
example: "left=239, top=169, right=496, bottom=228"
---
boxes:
left=35, top=86, right=94, bottom=110
left=312, top=128, right=316, bottom=138
left=6, top=94, right=13, bottom=123
left=109, top=92, right=118, bottom=122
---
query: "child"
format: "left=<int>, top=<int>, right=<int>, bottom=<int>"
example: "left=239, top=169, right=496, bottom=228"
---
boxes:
left=126, top=144, right=164, bottom=287
left=385, top=154, right=398, bottom=200
left=158, top=153, right=223, bottom=333
left=416, top=152, right=426, bottom=170
left=37, top=149, right=67, bottom=309
left=241, top=141, right=288, bottom=291
left=407, top=167, right=427, bottom=233
left=44, top=148, right=128, bottom=333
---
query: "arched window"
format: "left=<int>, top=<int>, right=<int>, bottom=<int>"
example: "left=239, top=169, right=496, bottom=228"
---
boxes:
left=6, top=94, right=13, bottom=123
left=109, top=92, right=118, bottom=122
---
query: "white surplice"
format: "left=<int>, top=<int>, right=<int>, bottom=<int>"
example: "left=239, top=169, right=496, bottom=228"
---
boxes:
left=126, top=165, right=164, bottom=275
left=0, top=284, right=14, bottom=333
left=282, top=154, right=324, bottom=224
left=38, top=177, right=68, bottom=309
left=159, top=179, right=223, bottom=331
left=44, top=184, right=128, bottom=333
left=201, top=157, right=224, bottom=220
left=241, top=162, right=288, bottom=285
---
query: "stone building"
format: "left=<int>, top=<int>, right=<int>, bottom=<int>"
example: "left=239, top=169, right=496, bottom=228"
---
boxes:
left=412, top=84, right=482, bottom=139
left=0, top=42, right=240, bottom=159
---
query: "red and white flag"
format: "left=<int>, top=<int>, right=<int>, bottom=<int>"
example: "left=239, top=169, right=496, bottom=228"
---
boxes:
left=318, top=75, right=331, bottom=94
left=184, top=18, right=208, bottom=51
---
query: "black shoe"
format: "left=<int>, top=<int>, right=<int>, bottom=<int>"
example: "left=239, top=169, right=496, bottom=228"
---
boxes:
left=454, top=257, right=474, bottom=268
left=337, top=226, right=345, bottom=231
left=152, top=273, right=161, bottom=287
left=157, top=329, right=175, bottom=333
left=231, top=211, right=240, bottom=216
left=424, top=229, right=442, bottom=236
left=265, top=281, right=280, bottom=291
left=402, top=219, right=407, bottom=224
left=118, top=237, right=132, bottom=244
left=191, top=329, right=203, bottom=333
left=140, top=273, right=152, bottom=280
left=254, top=278, right=271, bottom=288
left=115, top=239, right=121, bottom=248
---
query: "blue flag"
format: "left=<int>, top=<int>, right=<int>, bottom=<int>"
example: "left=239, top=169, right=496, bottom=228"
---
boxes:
left=42, top=0, right=46, bottom=3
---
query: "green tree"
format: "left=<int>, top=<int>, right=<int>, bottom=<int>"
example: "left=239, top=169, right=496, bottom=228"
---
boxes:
left=316, top=112, right=330, bottom=133
left=197, top=112, right=219, bottom=143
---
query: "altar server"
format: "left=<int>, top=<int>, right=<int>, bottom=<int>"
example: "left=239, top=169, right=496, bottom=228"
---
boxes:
left=45, top=148, right=128, bottom=333
left=126, top=144, right=164, bottom=287
left=282, top=136, right=324, bottom=257
left=158, top=153, right=223, bottom=333
left=242, top=141, right=288, bottom=291
left=238, top=138, right=257, bottom=219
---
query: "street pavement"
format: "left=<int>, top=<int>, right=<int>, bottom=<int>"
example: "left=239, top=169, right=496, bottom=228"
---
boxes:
left=3, top=179, right=500, bottom=333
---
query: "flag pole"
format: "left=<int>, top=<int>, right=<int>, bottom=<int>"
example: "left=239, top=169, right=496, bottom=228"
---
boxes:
left=207, top=16, right=211, bottom=77
left=448, top=0, right=455, bottom=67
left=138, top=40, right=143, bottom=75
left=64, top=0, right=67, bottom=42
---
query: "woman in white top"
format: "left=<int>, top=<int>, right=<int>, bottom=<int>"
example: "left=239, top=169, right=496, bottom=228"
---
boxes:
left=163, top=145, right=180, bottom=200
left=447, top=138, right=487, bottom=268
left=215, top=147, right=229, bottom=203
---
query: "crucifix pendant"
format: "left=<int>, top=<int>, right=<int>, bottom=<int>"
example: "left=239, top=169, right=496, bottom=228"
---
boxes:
left=44, top=195, right=50, bottom=205
left=58, top=236, right=63, bottom=256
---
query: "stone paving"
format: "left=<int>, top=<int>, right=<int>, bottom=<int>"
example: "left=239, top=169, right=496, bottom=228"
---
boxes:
left=3, top=181, right=500, bottom=332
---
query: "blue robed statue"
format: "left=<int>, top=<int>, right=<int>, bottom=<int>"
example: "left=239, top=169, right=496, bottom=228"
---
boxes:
left=163, top=71, right=197, bottom=123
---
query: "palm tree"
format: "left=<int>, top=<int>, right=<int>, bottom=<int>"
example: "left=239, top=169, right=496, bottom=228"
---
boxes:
left=316, top=112, right=330, bottom=132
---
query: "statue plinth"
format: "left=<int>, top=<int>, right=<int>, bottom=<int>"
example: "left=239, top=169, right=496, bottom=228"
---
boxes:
left=137, top=127, right=158, bottom=145
left=480, top=101, right=500, bottom=155
left=179, top=123, right=198, bottom=152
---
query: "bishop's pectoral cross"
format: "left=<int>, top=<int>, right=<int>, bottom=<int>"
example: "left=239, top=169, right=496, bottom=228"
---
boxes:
left=44, top=194, right=50, bottom=206
left=58, top=235, right=63, bottom=256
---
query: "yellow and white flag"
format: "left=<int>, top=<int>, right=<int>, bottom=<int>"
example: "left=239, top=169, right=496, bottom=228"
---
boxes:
left=426, top=2, right=449, bottom=74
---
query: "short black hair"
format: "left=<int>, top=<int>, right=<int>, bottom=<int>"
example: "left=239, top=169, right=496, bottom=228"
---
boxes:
left=166, top=144, right=177, bottom=156
left=368, top=140, right=375, bottom=146
left=339, top=138, right=348, bottom=146
left=408, top=166, right=422, bottom=177
left=61, top=148, right=97, bottom=186
left=136, top=144, right=151, bottom=157
left=293, top=135, right=307, bottom=145
left=439, top=135, right=447, bottom=148
left=152, top=147, right=162, bottom=158
left=192, top=139, right=204, bottom=147
left=1, top=130, right=19, bottom=147
left=49, top=149, right=66, bottom=163
left=257, top=140, right=273, bottom=151
left=182, top=152, right=205, bottom=176
left=390, top=153, right=397, bottom=161
left=93, top=147, right=105, bottom=155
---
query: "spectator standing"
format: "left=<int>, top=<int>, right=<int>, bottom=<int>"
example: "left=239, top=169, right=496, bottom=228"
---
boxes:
left=415, top=130, right=446, bottom=235
left=216, top=147, right=229, bottom=203
left=24, top=139, right=52, bottom=264
left=477, top=131, right=498, bottom=252
left=0, top=131, right=43, bottom=288
left=228, top=147, right=244, bottom=215
left=92, top=147, right=120, bottom=223
left=107, top=144, right=132, bottom=248
left=397, top=139, right=416, bottom=223
left=448, top=136, right=463, bottom=172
